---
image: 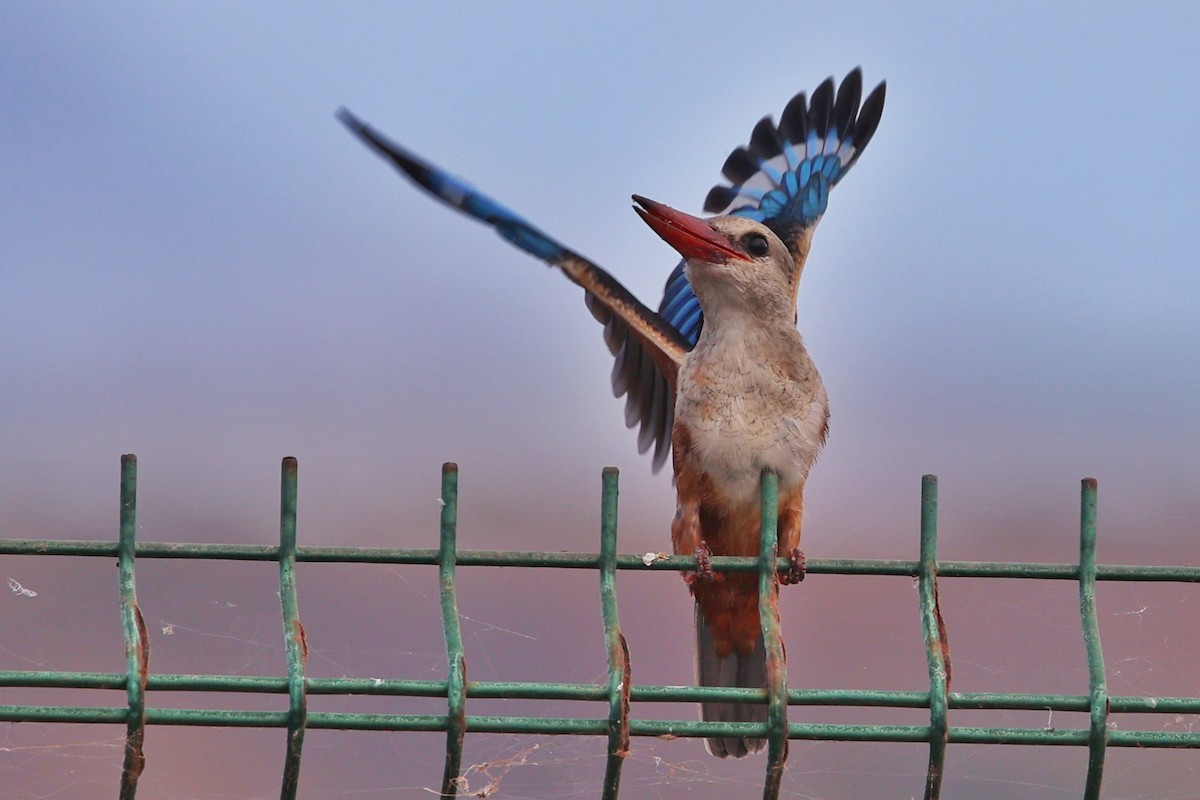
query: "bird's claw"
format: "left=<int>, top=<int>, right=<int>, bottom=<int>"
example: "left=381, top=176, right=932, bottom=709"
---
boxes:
left=781, top=547, right=806, bottom=585
left=684, top=541, right=721, bottom=584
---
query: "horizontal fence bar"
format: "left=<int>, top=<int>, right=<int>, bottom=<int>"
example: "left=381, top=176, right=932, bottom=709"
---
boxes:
left=4, top=671, right=1200, bottom=714
left=4, top=539, right=1198, bottom=582
left=2, top=704, right=1197, bottom=748
left=4, top=462, right=1199, bottom=800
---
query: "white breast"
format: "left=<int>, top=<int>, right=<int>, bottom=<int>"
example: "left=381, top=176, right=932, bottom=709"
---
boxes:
left=675, top=326, right=828, bottom=506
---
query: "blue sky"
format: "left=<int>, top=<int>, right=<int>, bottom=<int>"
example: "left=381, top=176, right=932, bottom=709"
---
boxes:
left=3, top=3, right=1199, bottom=798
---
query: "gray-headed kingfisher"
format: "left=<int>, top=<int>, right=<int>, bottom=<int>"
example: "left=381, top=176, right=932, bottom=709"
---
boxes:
left=339, top=69, right=885, bottom=758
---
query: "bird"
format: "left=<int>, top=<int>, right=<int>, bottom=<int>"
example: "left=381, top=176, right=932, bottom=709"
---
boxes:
left=633, top=195, right=826, bottom=758
left=338, top=68, right=885, bottom=758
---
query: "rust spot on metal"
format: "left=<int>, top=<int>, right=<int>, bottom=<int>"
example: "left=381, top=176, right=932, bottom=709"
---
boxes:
left=931, top=580, right=952, bottom=687
left=120, top=603, right=149, bottom=795
left=122, top=731, right=146, bottom=784
left=926, top=758, right=943, bottom=789
left=293, top=617, right=309, bottom=661
left=613, top=629, right=631, bottom=758
left=134, top=603, right=150, bottom=679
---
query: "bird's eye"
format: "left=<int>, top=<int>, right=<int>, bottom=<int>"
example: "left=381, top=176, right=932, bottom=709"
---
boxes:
left=745, top=234, right=769, bottom=257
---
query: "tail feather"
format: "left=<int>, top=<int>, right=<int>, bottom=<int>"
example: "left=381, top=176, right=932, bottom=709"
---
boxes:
left=695, top=606, right=767, bottom=758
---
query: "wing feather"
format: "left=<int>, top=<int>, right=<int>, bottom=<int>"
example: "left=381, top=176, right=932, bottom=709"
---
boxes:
left=662, top=69, right=886, bottom=345
left=339, top=108, right=686, bottom=470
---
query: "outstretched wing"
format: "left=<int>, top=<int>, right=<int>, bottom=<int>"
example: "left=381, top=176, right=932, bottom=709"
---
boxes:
left=659, top=68, right=886, bottom=345
left=337, top=109, right=689, bottom=470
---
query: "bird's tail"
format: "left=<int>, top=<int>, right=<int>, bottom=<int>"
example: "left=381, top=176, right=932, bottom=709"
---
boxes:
left=695, top=605, right=768, bottom=758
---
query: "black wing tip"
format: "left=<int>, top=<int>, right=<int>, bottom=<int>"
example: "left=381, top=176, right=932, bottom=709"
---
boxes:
left=720, top=147, right=761, bottom=185
left=777, top=71, right=865, bottom=143
left=703, top=185, right=739, bottom=214
left=798, top=70, right=887, bottom=159
left=832, top=70, right=864, bottom=134
left=778, top=91, right=809, bottom=144
left=839, top=68, right=864, bottom=95
left=336, top=108, right=434, bottom=186
left=808, top=76, right=836, bottom=137
left=850, top=79, right=887, bottom=155
left=335, top=106, right=363, bottom=130
left=867, top=79, right=888, bottom=108
left=747, top=116, right=784, bottom=159
left=708, top=69, right=888, bottom=212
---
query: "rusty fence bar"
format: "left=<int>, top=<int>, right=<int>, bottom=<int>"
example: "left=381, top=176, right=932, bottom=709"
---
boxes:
left=1, top=457, right=1199, bottom=799
left=117, top=454, right=147, bottom=798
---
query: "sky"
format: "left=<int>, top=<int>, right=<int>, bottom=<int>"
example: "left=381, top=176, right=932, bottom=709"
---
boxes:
left=2, top=2, right=1199, bottom=798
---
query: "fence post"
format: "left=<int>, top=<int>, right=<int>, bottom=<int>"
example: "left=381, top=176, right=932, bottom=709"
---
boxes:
left=118, top=454, right=148, bottom=799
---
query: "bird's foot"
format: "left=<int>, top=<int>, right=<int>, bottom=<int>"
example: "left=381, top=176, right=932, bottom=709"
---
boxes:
left=684, top=541, right=722, bottom=584
left=781, top=547, right=806, bottom=585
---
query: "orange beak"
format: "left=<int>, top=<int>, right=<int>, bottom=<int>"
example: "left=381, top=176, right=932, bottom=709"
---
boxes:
left=633, top=195, right=746, bottom=263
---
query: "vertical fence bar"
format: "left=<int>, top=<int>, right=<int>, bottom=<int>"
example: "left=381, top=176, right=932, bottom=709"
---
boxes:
left=438, top=463, right=467, bottom=797
left=758, top=470, right=787, bottom=800
left=118, top=454, right=147, bottom=798
left=278, top=457, right=308, bottom=799
left=598, top=467, right=630, bottom=800
left=918, top=475, right=949, bottom=800
left=1078, top=477, right=1108, bottom=799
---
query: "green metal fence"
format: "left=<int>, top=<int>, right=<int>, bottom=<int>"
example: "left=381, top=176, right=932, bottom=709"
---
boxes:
left=2, top=455, right=1199, bottom=799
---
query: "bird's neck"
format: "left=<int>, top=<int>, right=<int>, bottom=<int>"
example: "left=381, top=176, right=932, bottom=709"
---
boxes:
left=693, top=304, right=800, bottom=353
left=691, top=277, right=796, bottom=335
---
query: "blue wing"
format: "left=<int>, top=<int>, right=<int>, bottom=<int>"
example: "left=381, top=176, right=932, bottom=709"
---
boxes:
left=337, top=109, right=571, bottom=264
left=659, top=68, right=886, bottom=345
left=338, top=108, right=689, bottom=471
left=338, top=71, right=883, bottom=470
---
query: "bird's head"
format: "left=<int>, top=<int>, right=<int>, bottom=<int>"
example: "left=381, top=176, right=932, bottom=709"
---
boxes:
left=633, top=195, right=795, bottom=323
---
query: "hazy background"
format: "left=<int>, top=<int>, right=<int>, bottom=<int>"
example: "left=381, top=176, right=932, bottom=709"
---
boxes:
left=3, top=2, right=1199, bottom=798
